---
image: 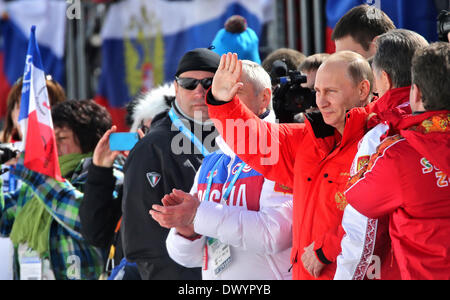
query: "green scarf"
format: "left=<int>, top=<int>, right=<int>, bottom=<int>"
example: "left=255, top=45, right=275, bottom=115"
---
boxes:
left=10, top=152, right=92, bottom=257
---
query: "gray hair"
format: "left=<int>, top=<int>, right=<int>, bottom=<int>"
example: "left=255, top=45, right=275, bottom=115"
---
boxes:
left=241, top=60, right=272, bottom=109
left=241, top=60, right=272, bottom=94
left=372, top=29, right=429, bottom=88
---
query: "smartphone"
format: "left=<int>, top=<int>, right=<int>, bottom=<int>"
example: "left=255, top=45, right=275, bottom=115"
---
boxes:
left=109, top=132, right=139, bottom=151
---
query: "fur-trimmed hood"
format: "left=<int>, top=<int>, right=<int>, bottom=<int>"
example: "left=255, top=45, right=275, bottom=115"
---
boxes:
left=129, top=83, right=175, bottom=132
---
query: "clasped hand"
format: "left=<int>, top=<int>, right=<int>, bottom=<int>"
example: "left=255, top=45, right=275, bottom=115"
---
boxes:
left=150, top=189, right=200, bottom=238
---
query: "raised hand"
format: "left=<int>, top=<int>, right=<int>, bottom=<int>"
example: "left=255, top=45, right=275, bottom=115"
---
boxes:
left=211, top=52, right=244, bottom=102
left=93, top=125, right=120, bottom=168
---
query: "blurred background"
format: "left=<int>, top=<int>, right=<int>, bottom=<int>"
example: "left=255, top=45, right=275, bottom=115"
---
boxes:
left=0, top=0, right=447, bottom=131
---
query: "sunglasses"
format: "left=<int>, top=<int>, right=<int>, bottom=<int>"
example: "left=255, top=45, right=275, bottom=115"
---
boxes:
left=176, top=76, right=213, bottom=90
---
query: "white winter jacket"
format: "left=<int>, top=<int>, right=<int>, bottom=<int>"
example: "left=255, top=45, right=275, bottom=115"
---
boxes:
left=166, top=111, right=293, bottom=280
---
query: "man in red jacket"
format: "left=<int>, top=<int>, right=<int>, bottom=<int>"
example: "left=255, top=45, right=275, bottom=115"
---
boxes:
left=206, top=51, right=373, bottom=279
left=334, top=29, right=429, bottom=280
left=344, top=42, right=450, bottom=280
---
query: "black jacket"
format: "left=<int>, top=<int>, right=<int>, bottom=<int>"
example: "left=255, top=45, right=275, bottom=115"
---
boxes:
left=80, top=163, right=124, bottom=262
left=121, top=105, right=218, bottom=280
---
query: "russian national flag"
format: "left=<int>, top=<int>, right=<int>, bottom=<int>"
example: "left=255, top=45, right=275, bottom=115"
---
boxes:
left=18, top=26, right=63, bottom=182
left=0, top=0, right=66, bottom=120
left=95, top=0, right=273, bottom=131
left=325, top=0, right=439, bottom=53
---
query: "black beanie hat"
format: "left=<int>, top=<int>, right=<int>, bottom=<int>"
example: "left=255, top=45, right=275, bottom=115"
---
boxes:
left=175, top=48, right=221, bottom=77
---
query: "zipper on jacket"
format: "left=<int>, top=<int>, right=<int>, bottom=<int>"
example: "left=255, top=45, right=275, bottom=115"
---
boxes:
left=288, top=251, right=298, bottom=272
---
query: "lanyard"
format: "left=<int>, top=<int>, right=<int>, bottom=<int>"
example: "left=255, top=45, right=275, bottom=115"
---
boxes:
left=203, top=156, right=247, bottom=203
left=168, top=108, right=210, bottom=157
left=105, top=217, right=122, bottom=275
left=202, top=156, right=246, bottom=272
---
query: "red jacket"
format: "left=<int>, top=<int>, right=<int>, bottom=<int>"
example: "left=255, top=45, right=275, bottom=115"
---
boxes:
left=345, top=111, right=450, bottom=280
left=207, top=92, right=368, bottom=280
left=336, top=87, right=411, bottom=280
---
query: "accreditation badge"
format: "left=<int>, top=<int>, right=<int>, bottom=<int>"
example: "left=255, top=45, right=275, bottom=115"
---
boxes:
left=18, top=243, right=42, bottom=280
left=207, top=237, right=232, bottom=276
left=18, top=243, right=55, bottom=280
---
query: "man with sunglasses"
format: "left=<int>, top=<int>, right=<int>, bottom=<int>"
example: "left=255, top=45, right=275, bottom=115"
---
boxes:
left=174, top=76, right=214, bottom=122
left=121, top=48, right=220, bottom=280
left=151, top=60, right=293, bottom=280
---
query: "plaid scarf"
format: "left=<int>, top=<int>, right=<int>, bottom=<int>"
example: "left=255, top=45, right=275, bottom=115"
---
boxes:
left=0, top=153, right=116, bottom=279
left=9, top=153, right=92, bottom=259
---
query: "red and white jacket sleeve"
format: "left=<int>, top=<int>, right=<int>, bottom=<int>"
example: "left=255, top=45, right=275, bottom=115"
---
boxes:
left=345, top=143, right=403, bottom=218
left=334, top=136, right=403, bottom=279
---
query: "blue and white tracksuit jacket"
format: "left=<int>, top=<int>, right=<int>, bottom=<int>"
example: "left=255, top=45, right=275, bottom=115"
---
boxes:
left=167, top=111, right=293, bottom=280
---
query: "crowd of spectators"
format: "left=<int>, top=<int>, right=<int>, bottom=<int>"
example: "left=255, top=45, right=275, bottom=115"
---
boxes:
left=0, top=5, right=448, bottom=280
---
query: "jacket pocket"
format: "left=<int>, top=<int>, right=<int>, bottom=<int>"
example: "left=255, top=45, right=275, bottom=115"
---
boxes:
left=322, top=170, right=350, bottom=212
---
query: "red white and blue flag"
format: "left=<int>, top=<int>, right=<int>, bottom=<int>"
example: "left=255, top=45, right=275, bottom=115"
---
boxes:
left=0, top=0, right=66, bottom=120
left=95, top=0, right=273, bottom=131
left=18, top=26, right=63, bottom=182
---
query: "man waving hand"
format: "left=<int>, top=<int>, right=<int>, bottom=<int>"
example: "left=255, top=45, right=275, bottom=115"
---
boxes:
left=206, top=52, right=373, bottom=280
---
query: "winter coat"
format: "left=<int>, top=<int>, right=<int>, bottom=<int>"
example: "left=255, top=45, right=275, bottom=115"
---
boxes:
left=335, top=86, right=411, bottom=280
left=0, top=158, right=108, bottom=280
left=166, top=111, right=293, bottom=280
left=206, top=90, right=369, bottom=280
left=344, top=110, right=450, bottom=280
left=121, top=102, right=218, bottom=280
left=79, top=162, right=124, bottom=263
left=81, top=84, right=173, bottom=275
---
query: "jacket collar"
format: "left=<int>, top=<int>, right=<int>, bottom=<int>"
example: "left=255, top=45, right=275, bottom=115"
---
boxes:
left=399, top=111, right=450, bottom=175
left=397, top=110, right=450, bottom=132
left=305, top=112, right=335, bottom=139
left=341, top=107, right=369, bottom=148
left=305, top=107, right=368, bottom=157
left=173, top=100, right=214, bottom=126
left=370, top=86, right=411, bottom=116
left=367, top=86, right=412, bottom=130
